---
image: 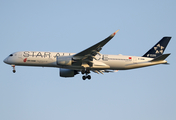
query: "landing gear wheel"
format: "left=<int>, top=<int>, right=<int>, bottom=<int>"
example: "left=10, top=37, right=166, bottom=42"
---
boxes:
left=82, top=75, right=91, bottom=80
left=82, top=69, right=91, bottom=80
left=87, top=75, right=91, bottom=80
left=82, top=76, right=86, bottom=80
left=13, top=70, right=16, bottom=73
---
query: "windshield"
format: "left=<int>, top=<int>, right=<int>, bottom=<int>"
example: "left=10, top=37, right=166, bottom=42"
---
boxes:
left=9, top=54, right=13, bottom=56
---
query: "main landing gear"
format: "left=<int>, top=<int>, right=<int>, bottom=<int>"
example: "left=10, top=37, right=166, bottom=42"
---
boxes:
left=12, top=65, right=16, bottom=73
left=82, top=75, right=91, bottom=80
left=81, top=69, right=91, bottom=80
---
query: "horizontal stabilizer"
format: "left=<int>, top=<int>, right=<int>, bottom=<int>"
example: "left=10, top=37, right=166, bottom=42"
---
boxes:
left=150, top=53, right=171, bottom=62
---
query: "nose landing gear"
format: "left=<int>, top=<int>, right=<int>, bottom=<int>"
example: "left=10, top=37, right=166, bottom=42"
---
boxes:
left=12, top=65, right=16, bottom=73
left=82, top=69, right=91, bottom=80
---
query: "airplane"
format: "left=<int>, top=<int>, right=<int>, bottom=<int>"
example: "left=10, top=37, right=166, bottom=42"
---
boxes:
left=3, top=30, right=171, bottom=80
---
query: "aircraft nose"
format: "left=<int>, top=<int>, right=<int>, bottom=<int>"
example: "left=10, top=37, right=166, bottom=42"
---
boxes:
left=3, top=57, right=8, bottom=64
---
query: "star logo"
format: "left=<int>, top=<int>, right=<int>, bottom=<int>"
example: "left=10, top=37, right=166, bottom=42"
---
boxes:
left=154, top=44, right=164, bottom=54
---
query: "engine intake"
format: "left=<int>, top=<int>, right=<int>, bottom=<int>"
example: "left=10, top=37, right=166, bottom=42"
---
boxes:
left=60, top=68, right=79, bottom=77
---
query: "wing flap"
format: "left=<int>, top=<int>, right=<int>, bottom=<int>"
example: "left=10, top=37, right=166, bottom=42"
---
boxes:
left=92, top=70, right=118, bottom=74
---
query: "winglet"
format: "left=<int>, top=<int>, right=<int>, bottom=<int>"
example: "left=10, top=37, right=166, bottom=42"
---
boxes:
left=111, top=30, right=119, bottom=37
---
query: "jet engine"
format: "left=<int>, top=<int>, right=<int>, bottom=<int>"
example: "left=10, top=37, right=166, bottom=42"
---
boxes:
left=57, top=56, right=72, bottom=66
left=60, top=68, right=79, bottom=77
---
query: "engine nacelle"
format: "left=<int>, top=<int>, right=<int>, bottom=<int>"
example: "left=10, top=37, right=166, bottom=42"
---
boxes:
left=60, top=68, right=79, bottom=77
left=57, top=56, right=72, bottom=66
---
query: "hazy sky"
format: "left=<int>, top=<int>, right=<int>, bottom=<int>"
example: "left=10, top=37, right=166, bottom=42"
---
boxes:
left=0, top=0, right=176, bottom=120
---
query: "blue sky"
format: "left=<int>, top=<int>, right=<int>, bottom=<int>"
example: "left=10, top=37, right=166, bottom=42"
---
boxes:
left=0, top=0, right=176, bottom=120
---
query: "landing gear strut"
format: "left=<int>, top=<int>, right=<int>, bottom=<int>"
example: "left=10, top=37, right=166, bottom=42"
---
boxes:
left=12, top=65, right=16, bottom=73
left=82, top=69, right=91, bottom=80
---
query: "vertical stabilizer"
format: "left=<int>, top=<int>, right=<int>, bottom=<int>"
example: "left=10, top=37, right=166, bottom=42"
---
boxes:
left=142, top=37, right=171, bottom=58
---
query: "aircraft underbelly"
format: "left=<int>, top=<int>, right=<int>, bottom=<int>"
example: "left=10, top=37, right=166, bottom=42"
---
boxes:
left=124, top=61, right=167, bottom=69
left=103, top=60, right=131, bottom=70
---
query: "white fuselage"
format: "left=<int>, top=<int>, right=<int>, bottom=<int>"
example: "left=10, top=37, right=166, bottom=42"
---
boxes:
left=4, top=51, right=167, bottom=70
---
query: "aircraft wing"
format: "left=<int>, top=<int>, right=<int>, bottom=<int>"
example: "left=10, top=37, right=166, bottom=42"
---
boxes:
left=73, top=30, right=119, bottom=61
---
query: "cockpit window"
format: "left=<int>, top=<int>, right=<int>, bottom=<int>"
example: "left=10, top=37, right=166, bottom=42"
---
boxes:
left=9, top=54, right=13, bottom=56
